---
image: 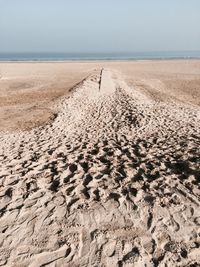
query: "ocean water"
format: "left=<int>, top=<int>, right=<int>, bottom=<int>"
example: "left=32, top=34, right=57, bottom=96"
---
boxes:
left=0, top=51, right=200, bottom=61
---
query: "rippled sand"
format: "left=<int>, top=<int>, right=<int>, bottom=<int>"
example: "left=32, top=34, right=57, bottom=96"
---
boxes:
left=0, top=61, right=200, bottom=267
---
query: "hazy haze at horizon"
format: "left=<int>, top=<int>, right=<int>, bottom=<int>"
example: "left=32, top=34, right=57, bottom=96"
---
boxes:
left=0, top=0, right=200, bottom=53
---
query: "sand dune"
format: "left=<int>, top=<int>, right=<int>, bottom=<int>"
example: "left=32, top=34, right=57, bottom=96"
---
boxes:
left=0, top=64, right=200, bottom=266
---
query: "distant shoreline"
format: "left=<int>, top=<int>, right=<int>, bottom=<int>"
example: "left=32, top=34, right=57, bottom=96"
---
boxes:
left=1, top=51, right=200, bottom=62
left=1, top=58, right=200, bottom=63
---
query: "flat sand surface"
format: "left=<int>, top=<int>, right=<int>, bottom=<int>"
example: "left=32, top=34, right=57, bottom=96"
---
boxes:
left=0, top=60, right=200, bottom=266
left=1, top=60, right=200, bottom=131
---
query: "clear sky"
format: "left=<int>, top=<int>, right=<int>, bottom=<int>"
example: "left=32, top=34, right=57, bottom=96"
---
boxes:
left=0, top=0, right=200, bottom=53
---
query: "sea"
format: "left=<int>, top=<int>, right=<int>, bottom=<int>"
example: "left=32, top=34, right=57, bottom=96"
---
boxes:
left=0, top=51, right=200, bottom=61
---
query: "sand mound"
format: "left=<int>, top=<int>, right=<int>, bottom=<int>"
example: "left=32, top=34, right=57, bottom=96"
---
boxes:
left=0, top=69, right=200, bottom=266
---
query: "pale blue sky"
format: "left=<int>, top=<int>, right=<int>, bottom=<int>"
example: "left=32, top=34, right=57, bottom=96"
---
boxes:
left=0, top=0, right=200, bottom=53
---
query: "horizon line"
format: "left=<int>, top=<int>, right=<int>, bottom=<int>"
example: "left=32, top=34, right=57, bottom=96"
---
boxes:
left=1, top=50, right=200, bottom=54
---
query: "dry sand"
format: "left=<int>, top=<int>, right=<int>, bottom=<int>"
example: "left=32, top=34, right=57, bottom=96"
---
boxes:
left=0, top=60, right=200, bottom=266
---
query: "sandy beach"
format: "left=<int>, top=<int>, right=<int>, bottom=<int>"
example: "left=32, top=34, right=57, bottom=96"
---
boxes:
left=0, top=60, right=200, bottom=266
